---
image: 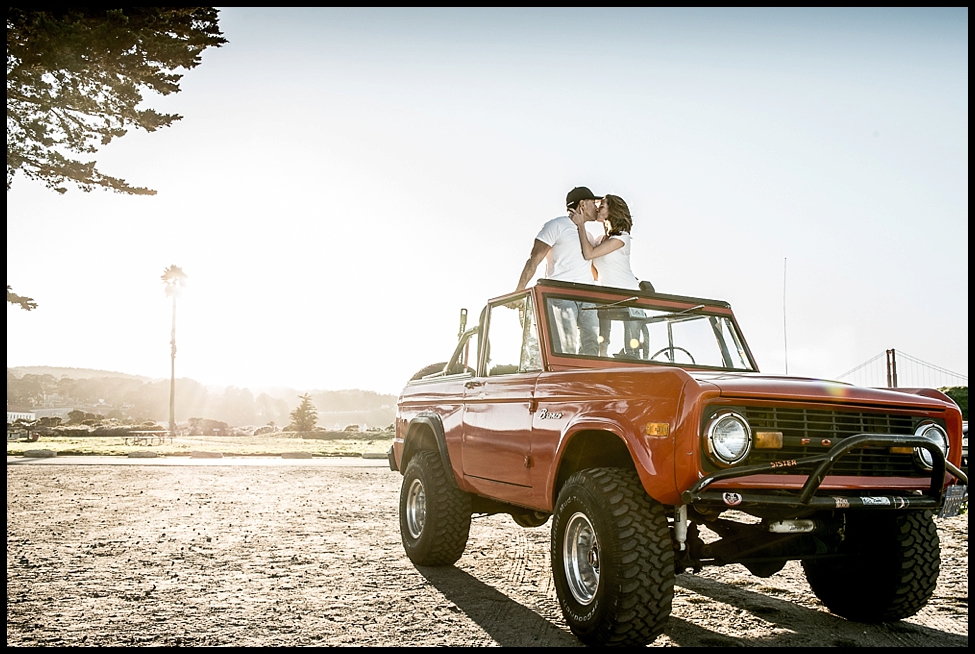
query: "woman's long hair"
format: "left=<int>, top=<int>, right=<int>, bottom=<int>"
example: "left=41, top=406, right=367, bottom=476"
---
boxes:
left=604, top=194, right=633, bottom=236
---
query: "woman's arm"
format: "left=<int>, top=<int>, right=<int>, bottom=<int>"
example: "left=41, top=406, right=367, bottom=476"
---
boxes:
left=575, top=228, right=624, bottom=261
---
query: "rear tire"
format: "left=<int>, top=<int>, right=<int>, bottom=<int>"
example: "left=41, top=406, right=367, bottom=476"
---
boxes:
left=551, top=468, right=674, bottom=646
left=399, top=450, right=472, bottom=566
left=802, top=510, right=940, bottom=622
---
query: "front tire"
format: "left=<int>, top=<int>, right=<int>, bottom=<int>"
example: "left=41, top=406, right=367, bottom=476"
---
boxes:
left=802, top=510, right=940, bottom=622
left=551, top=468, right=675, bottom=646
left=399, top=450, right=472, bottom=566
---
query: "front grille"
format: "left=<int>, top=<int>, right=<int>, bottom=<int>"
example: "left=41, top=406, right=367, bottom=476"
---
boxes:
left=739, top=406, right=923, bottom=477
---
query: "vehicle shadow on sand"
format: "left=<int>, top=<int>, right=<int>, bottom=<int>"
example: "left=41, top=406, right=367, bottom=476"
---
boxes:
left=411, top=564, right=966, bottom=647
left=668, top=573, right=969, bottom=647
left=414, top=565, right=581, bottom=647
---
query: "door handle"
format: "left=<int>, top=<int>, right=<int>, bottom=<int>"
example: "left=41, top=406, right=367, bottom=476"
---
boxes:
left=464, top=380, right=484, bottom=389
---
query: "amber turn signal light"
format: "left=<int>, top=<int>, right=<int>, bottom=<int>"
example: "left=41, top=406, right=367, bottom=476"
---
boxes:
left=645, top=422, right=670, bottom=436
left=754, top=431, right=784, bottom=449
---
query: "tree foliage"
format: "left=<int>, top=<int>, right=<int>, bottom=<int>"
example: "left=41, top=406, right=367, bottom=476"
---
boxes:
left=6, top=7, right=226, bottom=195
left=186, top=417, right=231, bottom=436
left=940, top=386, right=968, bottom=421
left=288, top=393, right=319, bottom=433
left=161, top=264, right=188, bottom=296
left=7, top=285, right=37, bottom=310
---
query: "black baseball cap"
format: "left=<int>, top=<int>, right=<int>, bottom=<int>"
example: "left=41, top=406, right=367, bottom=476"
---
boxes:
left=566, top=186, right=603, bottom=209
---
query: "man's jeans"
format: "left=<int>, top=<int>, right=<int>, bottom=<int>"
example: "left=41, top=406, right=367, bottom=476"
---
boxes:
left=549, top=299, right=599, bottom=356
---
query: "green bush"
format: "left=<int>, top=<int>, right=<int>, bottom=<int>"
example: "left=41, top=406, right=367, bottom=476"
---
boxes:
left=940, top=386, right=968, bottom=421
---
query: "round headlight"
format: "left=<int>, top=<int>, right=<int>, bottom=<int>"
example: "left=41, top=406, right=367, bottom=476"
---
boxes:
left=706, top=411, right=752, bottom=466
left=914, top=422, right=948, bottom=471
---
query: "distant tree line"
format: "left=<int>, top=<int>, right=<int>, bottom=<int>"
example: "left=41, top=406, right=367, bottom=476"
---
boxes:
left=6, top=369, right=397, bottom=428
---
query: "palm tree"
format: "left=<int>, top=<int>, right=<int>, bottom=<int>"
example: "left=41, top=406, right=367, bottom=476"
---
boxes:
left=161, top=265, right=188, bottom=438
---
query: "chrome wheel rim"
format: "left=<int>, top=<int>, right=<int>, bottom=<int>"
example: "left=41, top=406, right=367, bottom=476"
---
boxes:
left=563, top=511, right=599, bottom=605
left=405, top=478, right=426, bottom=539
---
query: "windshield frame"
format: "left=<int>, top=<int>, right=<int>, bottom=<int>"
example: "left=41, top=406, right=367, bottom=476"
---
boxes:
left=530, top=281, right=759, bottom=373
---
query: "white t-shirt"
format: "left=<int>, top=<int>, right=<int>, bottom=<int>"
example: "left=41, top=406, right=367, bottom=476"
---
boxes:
left=593, top=233, right=640, bottom=290
left=535, top=216, right=595, bottom=284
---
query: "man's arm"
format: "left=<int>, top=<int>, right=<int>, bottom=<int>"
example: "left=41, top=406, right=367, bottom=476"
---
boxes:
left=516, top=239, right=551, bottom=291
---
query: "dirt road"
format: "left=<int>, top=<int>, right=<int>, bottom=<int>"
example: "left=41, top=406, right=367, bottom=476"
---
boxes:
left=6, top=460, right=968, bottom=647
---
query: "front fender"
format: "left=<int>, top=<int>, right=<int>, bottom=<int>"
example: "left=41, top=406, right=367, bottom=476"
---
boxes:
left=547, top=416, right=677, bottom=508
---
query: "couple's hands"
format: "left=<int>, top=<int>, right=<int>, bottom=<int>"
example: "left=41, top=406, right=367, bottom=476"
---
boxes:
left=570, top=201, right=597, bottom=226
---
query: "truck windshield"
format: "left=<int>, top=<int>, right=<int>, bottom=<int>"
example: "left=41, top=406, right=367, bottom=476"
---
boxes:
left=544, top=295, right=755, bottom=371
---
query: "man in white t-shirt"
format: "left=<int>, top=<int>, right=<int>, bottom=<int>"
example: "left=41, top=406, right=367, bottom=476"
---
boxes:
left=515, top=186, right=602, bottom=356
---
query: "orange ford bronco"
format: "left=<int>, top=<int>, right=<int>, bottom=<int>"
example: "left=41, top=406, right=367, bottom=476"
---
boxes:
left=389, top=280, right=967, bottom=646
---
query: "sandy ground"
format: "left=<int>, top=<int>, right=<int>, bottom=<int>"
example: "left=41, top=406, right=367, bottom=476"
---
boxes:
left=6, top=458, right=968, bottom=647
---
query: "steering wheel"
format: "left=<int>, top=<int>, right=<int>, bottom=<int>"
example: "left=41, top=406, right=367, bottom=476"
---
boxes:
left=649, top=346, right=696, bottom=364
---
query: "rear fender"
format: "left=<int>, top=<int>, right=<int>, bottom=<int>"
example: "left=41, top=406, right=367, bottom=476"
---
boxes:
left=402, top=413, right=459, bottom=488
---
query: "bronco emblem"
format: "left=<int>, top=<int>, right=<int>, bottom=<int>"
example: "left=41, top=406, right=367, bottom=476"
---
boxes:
left=538, top=408, right=563, bottom=419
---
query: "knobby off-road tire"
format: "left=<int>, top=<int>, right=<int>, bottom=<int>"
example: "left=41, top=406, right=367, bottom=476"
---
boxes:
left=399, top=450, right=472, bottom=566
left=802, top=510, right=940, bottom=622
left=551, top=467, right=675, bottom=646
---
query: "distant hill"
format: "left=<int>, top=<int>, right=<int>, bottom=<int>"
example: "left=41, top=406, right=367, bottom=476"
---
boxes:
left=7, top=366, right=397, bottom=428
left=7, top=366, right=156, bottom=382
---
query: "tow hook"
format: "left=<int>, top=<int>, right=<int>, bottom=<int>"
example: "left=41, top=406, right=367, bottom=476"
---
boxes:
left=674, top=505, right=688, bottom=550
left=767, top=519, right=815, bottom=534
left=766, top=518, right=843, bottom=537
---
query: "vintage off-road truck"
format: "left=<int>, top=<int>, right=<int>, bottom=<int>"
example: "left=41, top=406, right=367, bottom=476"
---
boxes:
left=389, top=279, right=967, bottom=646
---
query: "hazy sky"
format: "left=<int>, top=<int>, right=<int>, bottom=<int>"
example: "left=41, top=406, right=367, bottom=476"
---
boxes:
left=6, top=8, right=969, bottom=396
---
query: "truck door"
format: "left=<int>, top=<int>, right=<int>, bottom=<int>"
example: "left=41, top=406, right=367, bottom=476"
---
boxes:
left=462, top=294, right=542, bottom=501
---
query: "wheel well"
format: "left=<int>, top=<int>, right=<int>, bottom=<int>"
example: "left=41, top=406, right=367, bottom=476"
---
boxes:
left=403, top=423, right=438, bottom=470
left=553, top=429, right=636, bottom=500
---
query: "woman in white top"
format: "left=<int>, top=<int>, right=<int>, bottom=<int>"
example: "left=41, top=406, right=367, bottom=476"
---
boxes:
left=570, top=194, right=643, bottom=356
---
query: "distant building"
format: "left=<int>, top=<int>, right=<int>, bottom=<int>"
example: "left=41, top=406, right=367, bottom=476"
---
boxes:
left=7, top=410, right=36, bottom=423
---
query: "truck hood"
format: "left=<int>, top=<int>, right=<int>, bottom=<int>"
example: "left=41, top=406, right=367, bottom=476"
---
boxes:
left=688, top=371, right=952, bottom=411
